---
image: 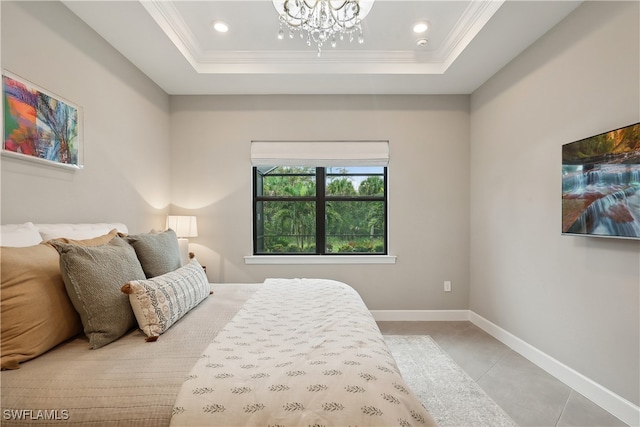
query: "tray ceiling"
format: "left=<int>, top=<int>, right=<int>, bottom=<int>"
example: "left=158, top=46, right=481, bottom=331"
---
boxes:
left=63, top=0, right=582, bottom=95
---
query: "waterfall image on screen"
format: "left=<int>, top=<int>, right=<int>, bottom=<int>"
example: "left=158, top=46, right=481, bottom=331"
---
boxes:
left=562, top=122, right=640, bottom=239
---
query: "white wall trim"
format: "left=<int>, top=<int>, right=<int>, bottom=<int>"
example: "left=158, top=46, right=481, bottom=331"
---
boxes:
left=371, top=309, right=470, bottom=322
left=468, top=311, right=640, bottom=427
left=244, top=255, right=396, bottom=265
left=371, top=309, right=640, bottom=427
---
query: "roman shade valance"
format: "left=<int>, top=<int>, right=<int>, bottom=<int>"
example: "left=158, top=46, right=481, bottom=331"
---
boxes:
left=250, top=140, right=389, bottom=167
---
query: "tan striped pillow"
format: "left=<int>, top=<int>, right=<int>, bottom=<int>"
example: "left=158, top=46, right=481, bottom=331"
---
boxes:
left=121, top=259, right=210, bottom=341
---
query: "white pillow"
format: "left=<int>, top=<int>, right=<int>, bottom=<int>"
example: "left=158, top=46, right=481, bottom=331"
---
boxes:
left=121, top=259, right=210, bottom=341
left=37, top=223, right=128, bottom=241
left=0, top=223, right=43, bottom=247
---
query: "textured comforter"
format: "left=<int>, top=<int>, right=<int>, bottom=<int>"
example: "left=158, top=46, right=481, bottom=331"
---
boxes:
left=170, top=278, right=436, bottom=427
left=0, top=284, right=260, bottom=426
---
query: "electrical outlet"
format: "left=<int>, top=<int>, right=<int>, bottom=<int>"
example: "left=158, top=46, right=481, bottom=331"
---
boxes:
left=444, top=281, right=452, bottom=292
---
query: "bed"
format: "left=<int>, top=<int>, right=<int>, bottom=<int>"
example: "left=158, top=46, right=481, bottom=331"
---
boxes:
left=0, top=223, right=436, bottom=426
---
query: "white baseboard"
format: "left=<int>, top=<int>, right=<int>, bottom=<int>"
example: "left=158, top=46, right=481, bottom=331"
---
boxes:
left=468, top=311, right=640, bottom=427
left=371, top=309, right=640, bottom=427
left=371, top=309, right=470, bottom=321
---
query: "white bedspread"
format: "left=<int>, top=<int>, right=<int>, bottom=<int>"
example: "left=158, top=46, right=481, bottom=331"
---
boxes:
left=170, top=278, right=436, bottom=427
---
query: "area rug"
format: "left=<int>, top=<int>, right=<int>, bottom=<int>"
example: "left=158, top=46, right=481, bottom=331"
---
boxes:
left=384, top=335, right=518, bottom=427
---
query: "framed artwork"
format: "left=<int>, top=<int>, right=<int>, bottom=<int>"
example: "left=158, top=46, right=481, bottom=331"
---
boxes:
left=562, top=122, right=640, bottom=239
left=2, top=71, right=82, bottom=170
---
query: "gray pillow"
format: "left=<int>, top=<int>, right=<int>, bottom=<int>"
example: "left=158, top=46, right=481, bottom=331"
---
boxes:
left=124, top=229, right=181, bottom=278
left=51, top=237, right=146, bottom=349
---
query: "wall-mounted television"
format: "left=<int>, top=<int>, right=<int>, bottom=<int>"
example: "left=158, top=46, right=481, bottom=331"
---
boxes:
left=562, top=122, right=640, bottom=240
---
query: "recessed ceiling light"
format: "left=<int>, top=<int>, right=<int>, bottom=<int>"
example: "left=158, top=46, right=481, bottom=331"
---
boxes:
left=413, top=22, right=428, bottom=34
left=212, top=21, right=229, bottom=33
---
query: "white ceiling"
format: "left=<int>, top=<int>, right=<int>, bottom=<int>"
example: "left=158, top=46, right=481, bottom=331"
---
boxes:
left=62, top=0, right=582, bottom=95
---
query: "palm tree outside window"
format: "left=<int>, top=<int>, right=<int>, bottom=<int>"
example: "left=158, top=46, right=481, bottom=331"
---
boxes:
left=253, top=166, right=387, bottom=255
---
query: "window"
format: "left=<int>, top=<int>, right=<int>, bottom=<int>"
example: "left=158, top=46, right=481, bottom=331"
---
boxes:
left=253, top=166, right=387, bottom=255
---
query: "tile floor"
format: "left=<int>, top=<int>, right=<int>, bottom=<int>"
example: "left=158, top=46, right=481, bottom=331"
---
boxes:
left=377, top=321, right=629, bottom=427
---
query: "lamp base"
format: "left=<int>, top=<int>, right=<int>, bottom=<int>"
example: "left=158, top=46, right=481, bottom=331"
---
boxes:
left=177, top=238, right=190, bottom=266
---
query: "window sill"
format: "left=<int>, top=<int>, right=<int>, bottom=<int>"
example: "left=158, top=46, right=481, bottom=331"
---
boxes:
left=244, top=255, right=397, bottom=265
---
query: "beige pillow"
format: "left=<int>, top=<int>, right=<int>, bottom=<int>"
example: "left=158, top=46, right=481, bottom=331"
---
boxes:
left=1, top=244, right=82, bottom=369
left=0, top=230, right=120, bottom=369
left=123, top=229, right=182, bottom=278
left=52, top=237, right=146, bottom=349
left=122, top=258, right=210, bottom=341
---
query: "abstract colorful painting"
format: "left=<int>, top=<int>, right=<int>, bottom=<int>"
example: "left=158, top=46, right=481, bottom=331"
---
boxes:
left=3, top=72, right=81, bottom=169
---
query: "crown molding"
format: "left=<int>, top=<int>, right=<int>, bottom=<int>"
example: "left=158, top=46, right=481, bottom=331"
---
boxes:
left=140, top=0, right=504, bottom=75
left=437, top=0, right=505, bottom=70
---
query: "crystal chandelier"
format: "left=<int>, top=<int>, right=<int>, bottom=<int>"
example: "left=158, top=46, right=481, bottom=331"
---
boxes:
left=272, top=0, right=375, bottom=55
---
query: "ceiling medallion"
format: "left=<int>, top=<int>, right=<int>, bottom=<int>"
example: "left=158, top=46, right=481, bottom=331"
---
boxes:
left=273, top=0, right=375, bottom=56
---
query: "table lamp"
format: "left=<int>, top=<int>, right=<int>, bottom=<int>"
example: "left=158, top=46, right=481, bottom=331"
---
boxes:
left=166, top=215, right=198, bottom=265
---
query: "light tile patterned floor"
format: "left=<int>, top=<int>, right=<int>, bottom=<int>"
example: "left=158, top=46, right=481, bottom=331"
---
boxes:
left=377, top=321, right=628, bottom=427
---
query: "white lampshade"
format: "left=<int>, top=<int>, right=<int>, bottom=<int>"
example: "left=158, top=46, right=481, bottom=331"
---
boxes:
left=166, top=215, right=198, bottom=238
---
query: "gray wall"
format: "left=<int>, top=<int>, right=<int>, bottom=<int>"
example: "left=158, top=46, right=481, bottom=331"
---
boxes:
left=0, top=1, right=171, bottom=233
left=169, top=95, right=471, bottom=310
left=470, top=1, right=639, bottom=405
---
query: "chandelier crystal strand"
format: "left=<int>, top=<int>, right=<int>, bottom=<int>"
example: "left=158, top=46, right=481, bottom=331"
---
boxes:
left=273, top=0, right=373, bottom=55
